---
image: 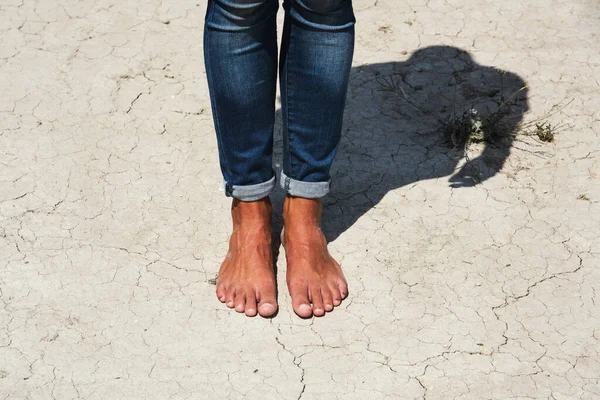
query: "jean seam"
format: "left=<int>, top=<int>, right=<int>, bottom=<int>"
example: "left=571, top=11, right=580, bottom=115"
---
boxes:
left=204, top=9, right=231, bottom=183
left=283, top=14, right=295, bottom=179
left=225, top=182, right=233, bottom=197
left=205, top=0, right=213, bottom=25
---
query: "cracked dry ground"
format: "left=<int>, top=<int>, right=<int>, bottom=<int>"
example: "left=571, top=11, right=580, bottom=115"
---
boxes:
left=1, top=0, right=599, bottom=399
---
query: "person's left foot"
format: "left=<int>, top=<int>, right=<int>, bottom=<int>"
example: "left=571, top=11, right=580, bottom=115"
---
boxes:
left=282, top=196, right=348, bottom=318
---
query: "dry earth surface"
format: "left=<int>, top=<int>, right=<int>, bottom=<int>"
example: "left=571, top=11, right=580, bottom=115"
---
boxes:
left=1, top=0, right=600, bottom=399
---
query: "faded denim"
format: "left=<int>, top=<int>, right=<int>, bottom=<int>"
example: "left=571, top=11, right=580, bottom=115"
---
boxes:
left=204, top=0, right=355, bottom=200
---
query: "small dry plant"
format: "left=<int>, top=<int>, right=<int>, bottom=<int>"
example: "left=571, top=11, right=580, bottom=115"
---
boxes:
left=378, top=70, right=572, bottom=183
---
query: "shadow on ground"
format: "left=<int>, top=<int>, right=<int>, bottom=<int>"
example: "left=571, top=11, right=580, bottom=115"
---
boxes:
left=271, top=45, right=528, bottom=245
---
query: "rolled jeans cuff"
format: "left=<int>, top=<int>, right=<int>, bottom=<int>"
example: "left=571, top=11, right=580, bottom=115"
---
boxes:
left=224, top=176, right=276, bottom=201
left=280, top=171, right=330, bottom=199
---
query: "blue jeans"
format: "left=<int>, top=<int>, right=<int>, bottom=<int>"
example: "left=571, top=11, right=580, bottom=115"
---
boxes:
left=204, top=0, right=355, bottom=201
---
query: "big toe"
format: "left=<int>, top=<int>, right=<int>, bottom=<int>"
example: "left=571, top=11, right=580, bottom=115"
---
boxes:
left=289, top=284, right=312, bottom=318
left=295, top=303, right=312, bottom=318
left=257, top=284, right=278, bottom=317
left=258, top=302, right=277, bottom=317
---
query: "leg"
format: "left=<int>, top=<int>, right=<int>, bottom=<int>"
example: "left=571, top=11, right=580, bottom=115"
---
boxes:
left=279, top=0, right=355, bottom=317
left=204, top=0, right=279, bottom=199
left=204, top=0, right=279, bottom=317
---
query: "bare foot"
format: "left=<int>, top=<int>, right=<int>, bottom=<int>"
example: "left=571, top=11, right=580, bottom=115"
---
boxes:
left=282, top=196, right=348, bottom=318
left=216, top=197, right=278, bottom=317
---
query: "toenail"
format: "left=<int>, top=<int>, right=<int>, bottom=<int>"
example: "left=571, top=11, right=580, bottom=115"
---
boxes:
left=299, top=304, right=311, bottom=314
left=259, top=303, right=276, bottom=315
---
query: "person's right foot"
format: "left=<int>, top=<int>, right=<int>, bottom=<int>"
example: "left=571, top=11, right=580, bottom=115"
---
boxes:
left=215, top=197, right=278, bottom=317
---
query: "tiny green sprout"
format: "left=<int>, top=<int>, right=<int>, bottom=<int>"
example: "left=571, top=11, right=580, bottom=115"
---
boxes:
left=534, top=122, right=555, bottom=142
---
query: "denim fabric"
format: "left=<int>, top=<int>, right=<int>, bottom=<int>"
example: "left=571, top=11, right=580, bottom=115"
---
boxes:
left=281, top=171, right=330, bottom=198
left=204, top=0, right=355, bottom=200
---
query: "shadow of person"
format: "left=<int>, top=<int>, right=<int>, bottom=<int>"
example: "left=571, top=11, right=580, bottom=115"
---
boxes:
left=272, top=45, right=528, bottom=244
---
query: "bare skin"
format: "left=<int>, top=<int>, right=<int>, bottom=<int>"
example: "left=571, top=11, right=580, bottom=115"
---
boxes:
left=282, top=196, right=348, bottom=318
left=216, top=197, right=278, bottom=317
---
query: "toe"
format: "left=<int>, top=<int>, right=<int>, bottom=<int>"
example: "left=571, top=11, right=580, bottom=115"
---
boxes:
left=258, top=302, right=277, bottom=317
left=257, top=286, right=278, bottom=317
left=337, top=280, right=349, bottom=300
left=328, top=282, right=342, bottom=306
left=225, top=287, right=236, bottom=308
left=245, top=291, right=257, bottom=317
left=289, top=282, right=312, bottom=318
left=234, top=291, right=246, bottom=313
left=216, top=283, right=227, bottom=303
left=321, top=287, right=334, bottom=312
left=311, top=286, right=325, bottom=317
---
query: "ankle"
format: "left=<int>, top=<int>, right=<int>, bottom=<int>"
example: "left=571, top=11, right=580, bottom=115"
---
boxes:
left=231, top=197, right=272, bottom=228
left=282, top=195, right=322, bottom=227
